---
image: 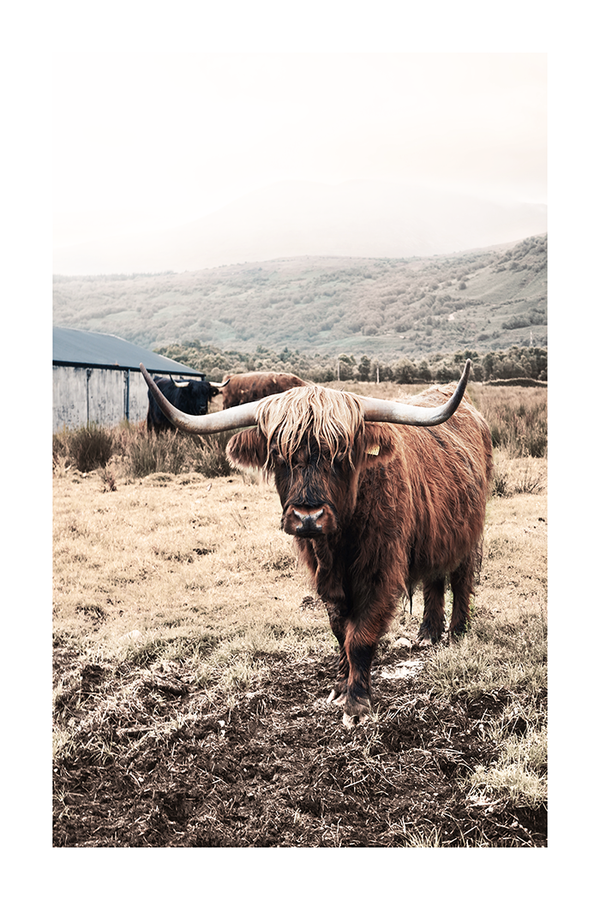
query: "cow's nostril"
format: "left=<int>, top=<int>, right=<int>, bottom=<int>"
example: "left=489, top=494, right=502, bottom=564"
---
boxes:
left=293, top=508, right=324, bottom=522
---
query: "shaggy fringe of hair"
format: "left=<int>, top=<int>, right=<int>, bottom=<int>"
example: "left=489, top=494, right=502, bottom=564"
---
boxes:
left=256, top=385, right=364, bottom=467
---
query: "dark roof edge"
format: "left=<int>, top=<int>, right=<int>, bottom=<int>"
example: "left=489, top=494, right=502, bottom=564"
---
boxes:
left=53, top=360, right=204, bottom=376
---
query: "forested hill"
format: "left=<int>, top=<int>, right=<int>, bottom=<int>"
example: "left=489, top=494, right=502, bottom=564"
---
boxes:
left=53, top=234, right=546, bottom=362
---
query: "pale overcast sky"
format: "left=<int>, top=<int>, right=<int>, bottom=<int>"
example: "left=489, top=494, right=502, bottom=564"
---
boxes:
left=53, top=53, right=546, bottom=247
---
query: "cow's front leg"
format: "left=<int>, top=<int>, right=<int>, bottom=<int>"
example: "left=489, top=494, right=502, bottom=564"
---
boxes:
left=340, top=586, right=398, bottom=727
left=321, top=593, right=350, bottom=705
left=340, top=630, right=376, bottom=727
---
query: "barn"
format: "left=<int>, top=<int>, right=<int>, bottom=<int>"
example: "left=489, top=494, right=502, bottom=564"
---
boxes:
left=53, top=326, right=204, bottom=432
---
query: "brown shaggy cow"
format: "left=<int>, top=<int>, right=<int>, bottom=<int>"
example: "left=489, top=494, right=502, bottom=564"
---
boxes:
left=140, top=363, right=493, bottom=728
left=221, top=371, right=308, bottom=409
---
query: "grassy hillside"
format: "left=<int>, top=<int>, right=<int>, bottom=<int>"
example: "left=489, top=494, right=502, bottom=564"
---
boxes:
left=53, top=235, right=547, bottom=361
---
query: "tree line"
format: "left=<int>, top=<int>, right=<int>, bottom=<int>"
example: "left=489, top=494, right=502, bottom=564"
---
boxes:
left=155, top=341, right=547, bottom=385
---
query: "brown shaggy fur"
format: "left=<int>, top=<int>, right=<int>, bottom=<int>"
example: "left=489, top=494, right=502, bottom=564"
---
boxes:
left=221, top=372, right=309, bottom=409
left=227, top=383, right=493, bottom=726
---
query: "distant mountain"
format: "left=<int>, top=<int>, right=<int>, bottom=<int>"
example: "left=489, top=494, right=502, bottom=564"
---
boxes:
left=53, top=234, right=547, bottom=361
left=53, top=180, right=547, bottom=276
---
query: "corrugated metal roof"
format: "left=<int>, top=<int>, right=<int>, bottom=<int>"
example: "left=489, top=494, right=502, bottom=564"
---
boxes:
left=53, top=327, right=202, bottom=376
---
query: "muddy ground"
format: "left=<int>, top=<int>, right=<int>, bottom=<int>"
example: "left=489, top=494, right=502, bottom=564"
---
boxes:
left=53, top=632, right=546, bottom=848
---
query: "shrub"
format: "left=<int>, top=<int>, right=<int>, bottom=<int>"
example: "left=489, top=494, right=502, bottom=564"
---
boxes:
left=53, top=423, right=114, bottom=473
left=123, top=431, right=190, bottom=478
left=54, top=421, right=236, bottom=480
left=189, top=432, right=234, bottom=478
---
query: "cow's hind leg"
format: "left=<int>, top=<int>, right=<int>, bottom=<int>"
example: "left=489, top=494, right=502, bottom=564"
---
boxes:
left=448, top=555, right=476, bottom=640
left=417, top=576, right=446, bottom=644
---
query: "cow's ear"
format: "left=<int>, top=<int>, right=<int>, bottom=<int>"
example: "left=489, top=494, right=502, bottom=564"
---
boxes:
left=227, top=429, right=268, bottom=469
left=363, top=424, right=396, bottom=464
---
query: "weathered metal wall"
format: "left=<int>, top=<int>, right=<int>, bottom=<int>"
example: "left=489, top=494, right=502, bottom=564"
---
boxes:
left=53, top=366, right=150, bottom=431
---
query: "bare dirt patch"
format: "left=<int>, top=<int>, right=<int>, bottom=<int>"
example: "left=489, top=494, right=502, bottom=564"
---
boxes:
left=53, top=641, right=545, bottom=847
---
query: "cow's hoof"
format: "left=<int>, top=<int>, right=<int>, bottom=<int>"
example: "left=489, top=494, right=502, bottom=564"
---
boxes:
left=327, top=681, right=348, bottom=706
left=343, top=710, right=371, bottom=729
left=449, top=626, right=469, bottom=645
left=327, top=689, right=347, bottom=707
left=414, top=635, right=431, bottom=648
left=415, top=627, right=442, bottom=647
left=342, top=696, right=371, bottom=728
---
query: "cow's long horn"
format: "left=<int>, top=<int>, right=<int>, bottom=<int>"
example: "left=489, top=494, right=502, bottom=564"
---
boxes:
left=141, top=364, right=258, bottom=433
left=210, top=379, right=230, bottom=389
left=359, top=360, right=471, bottom=426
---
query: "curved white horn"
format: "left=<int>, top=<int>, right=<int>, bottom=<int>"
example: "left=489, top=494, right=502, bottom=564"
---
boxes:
left=359, top=360, right=471, bottom=426
left=168, top=375, right=190, bottom=387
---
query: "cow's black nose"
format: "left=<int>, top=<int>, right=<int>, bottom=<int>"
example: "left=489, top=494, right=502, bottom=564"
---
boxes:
left=293, top=508, right=324, bottom=533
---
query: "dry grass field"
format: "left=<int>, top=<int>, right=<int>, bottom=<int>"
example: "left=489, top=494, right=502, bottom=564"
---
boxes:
left=52, top=384, right=547, bottom=847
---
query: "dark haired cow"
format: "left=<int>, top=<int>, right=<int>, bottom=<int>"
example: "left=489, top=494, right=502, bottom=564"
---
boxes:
left=146, top=375, right=227, bottom=433
left=221, top=371, right=308, bottom=409
left=141, top=362, right=492, bottom=727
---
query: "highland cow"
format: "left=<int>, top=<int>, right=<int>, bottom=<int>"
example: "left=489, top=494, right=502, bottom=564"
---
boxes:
left=221, top=371, right=308, bottom=409
left=140, top=362, right=492, bottom=727
left=146, top=375, right=227, bottom=433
